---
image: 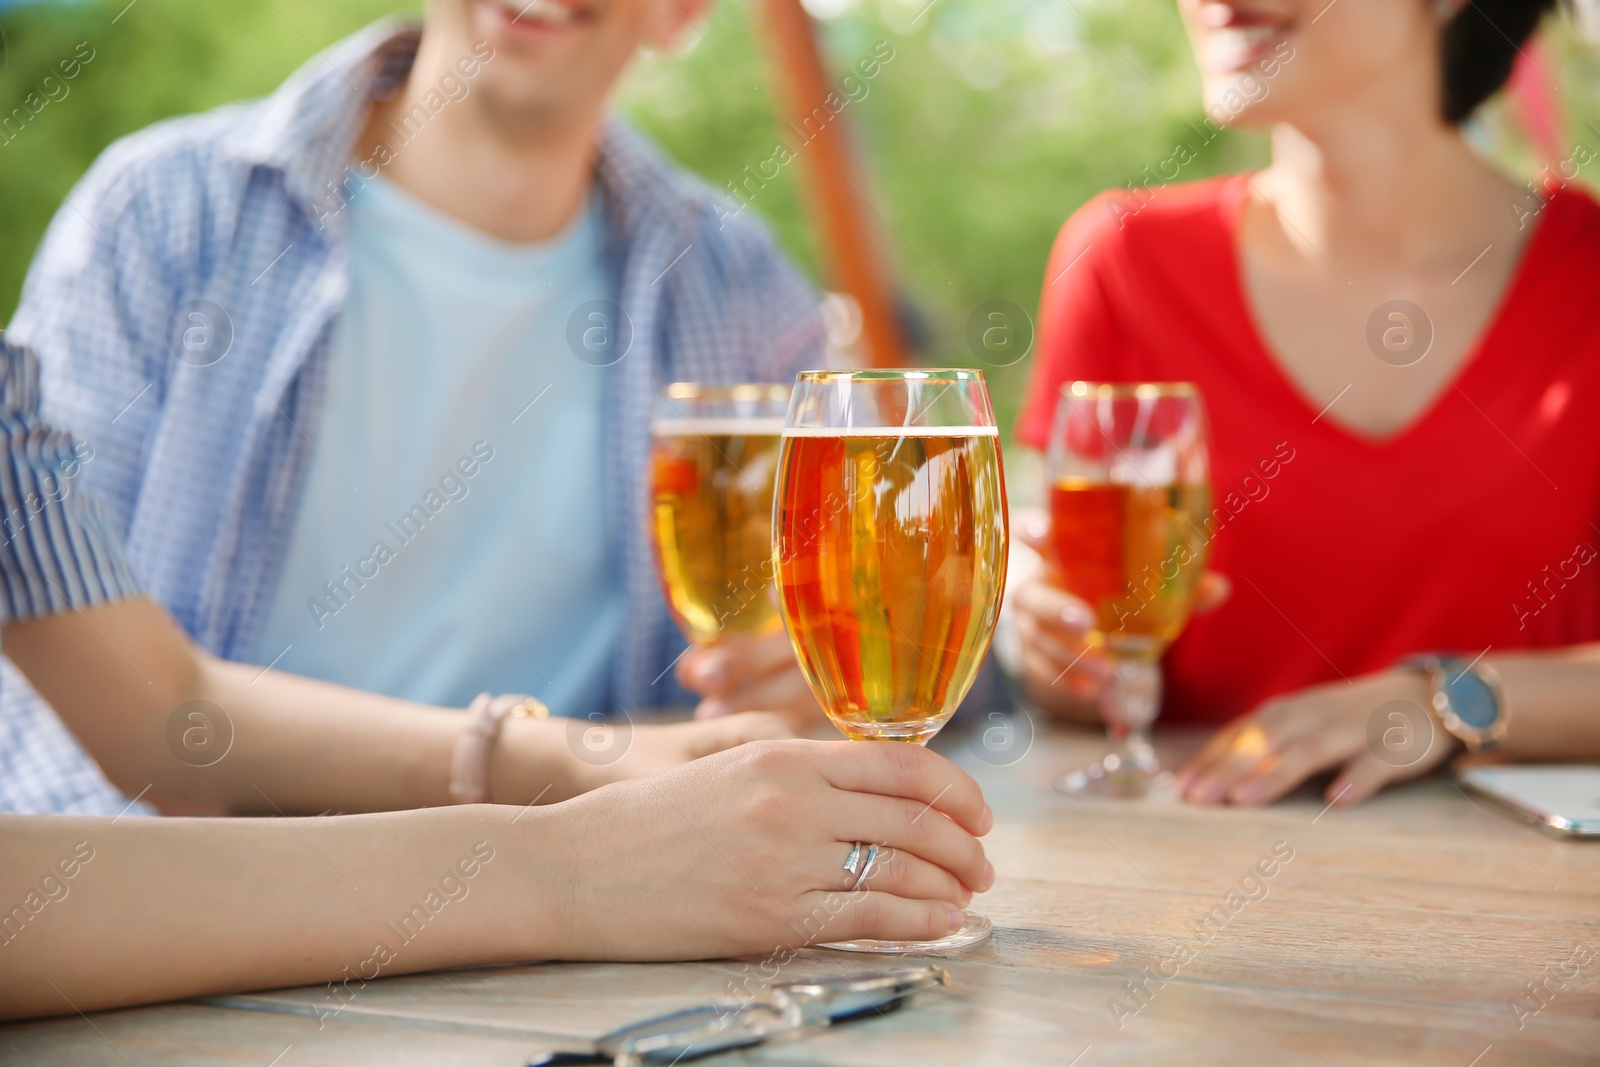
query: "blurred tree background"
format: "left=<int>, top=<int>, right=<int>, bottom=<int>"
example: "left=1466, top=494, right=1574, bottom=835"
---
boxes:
left=2, top=0, right=1597, bottom=430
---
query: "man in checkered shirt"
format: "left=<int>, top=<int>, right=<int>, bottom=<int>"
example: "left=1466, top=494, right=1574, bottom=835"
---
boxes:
left=4, top=1, right=827, bottom=814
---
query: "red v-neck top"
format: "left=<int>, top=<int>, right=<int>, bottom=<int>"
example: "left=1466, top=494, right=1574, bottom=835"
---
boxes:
left=1017, top=175, right=1600, bottom=726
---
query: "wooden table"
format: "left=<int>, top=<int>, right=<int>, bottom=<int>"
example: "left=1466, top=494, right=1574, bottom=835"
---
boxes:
left=4, top=722, right=1597, bottom=1065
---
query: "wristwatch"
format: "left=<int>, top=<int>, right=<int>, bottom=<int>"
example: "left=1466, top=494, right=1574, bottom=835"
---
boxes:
left=1394, top=654, right=1508, bottom=752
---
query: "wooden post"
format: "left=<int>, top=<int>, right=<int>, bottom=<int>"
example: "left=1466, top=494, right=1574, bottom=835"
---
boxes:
left=757, top=0, right=908, bottom=367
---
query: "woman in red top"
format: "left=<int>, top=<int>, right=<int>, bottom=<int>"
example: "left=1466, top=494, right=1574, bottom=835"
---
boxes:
left=1014, top=0, right=1600, bottom=805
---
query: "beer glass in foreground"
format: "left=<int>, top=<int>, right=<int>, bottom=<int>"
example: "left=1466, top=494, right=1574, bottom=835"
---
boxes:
left=775, top=369, right=1008, bottom=952
left=1047, top=381, right=1211, bottom=799
left=650, top=384, right=789, bottom=645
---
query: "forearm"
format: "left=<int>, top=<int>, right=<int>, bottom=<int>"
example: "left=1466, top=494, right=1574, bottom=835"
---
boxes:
left=0, top=807, right=559, bottom=1020
left=194, top=657, right=594, bottom=813
left=3, top=601, right=576, bottom=816
left=190, top=658, right=467, bottom=814
left=1483, top=646, right=1600, bottom=761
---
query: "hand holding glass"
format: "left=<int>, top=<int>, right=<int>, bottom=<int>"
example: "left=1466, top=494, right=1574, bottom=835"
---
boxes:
left=1046, top=381, right=1211, bottom=799
left=774, top=369, right=1008, bottom=952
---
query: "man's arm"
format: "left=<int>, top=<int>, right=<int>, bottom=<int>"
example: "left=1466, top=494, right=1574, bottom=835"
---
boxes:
left=0, top=335, right=785, bottom=816
left=3, top=598, right=788, bottom=815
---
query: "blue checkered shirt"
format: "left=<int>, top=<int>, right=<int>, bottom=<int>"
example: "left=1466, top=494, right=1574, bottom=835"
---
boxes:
left=0, top=340, right=142, bottom=618
left=0, top=339, right=145, bottom=812
left=2, top=21, right=824, bottom=814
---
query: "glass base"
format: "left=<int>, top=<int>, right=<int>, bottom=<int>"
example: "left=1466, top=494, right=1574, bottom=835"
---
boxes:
left=818, top=910, right=991, bottom=954
left=832, top=718, right=943, bottom=745
left=1056, top=750, right=1173, bottom=800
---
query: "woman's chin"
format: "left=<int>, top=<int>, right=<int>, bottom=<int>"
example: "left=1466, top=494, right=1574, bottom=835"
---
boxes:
left=1200, top=86, right=1282, bottom=131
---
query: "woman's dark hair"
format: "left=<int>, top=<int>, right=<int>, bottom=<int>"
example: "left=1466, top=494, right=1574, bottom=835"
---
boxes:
left=1441, top=0, right=1563, bottom=124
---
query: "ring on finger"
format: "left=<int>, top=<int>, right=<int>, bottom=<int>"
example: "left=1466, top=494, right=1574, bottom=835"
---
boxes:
left=849, top=844, right=882, bottom=892
left=842, top=843, right=864, bottom=878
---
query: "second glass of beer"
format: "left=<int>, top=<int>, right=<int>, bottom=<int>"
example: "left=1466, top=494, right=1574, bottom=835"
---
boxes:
left=649, top=383, right=790, bottom=646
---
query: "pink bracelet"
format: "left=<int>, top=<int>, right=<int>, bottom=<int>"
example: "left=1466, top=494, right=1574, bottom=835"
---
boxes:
left=448, top=692, right=549, bottom=804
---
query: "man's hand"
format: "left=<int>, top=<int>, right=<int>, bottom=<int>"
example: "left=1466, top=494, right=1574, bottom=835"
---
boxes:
left=677, top=630, right=828, bottom=732
left=1174, top=670, right=1460, bottom=807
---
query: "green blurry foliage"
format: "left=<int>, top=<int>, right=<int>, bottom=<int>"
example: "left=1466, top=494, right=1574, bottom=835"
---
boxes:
left=1, top=0, right=1596, bottom=430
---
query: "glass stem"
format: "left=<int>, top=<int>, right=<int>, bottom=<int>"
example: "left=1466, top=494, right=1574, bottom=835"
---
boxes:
left=1123, top=726, right=1156, bottom=771
left=1102, top=656, right=1161, bottom=773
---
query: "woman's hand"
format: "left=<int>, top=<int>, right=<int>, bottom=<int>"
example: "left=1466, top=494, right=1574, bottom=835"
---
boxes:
left=1012, top=512, right=1230, bottom=724
left=1175, top=670, right=1459, bottom=807
left=678, top=630, right=828, bottom=732
left=537, top=739, right=994, bottom=959
left=496, top=711, right=791, bottom=805
left=575, top=712, right=793, bottom=793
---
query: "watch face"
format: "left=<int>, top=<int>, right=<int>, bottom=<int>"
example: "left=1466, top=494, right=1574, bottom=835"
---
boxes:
left=1443, top=671, right=1498, bottom=730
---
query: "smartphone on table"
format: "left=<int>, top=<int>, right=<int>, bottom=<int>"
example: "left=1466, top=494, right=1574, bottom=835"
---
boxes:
left=1459, top=765, right=1600, bottom=839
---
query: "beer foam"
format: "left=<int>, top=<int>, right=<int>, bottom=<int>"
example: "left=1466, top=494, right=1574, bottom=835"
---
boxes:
left=780, top=425, right=1000, bottom=438
left=650, top=417, right=788, bottom=437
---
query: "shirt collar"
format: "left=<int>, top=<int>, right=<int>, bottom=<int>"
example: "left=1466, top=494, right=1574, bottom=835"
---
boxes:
left=220, top=19, right=417, bottom=213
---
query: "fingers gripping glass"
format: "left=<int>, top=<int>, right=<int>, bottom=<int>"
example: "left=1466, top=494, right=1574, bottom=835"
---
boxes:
left=531, top=967, right=949, bottom=1066
left=774, top=370, right=1008, bottom=952
left=1045, top=382, right=1211, bottom=799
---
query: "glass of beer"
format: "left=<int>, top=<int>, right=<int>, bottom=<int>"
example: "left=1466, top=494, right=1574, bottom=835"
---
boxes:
left=775, top=369, right=1008, bottom=952
left=650, top=383, right=789, bottom=646
left=1046, top=381, right=1211, bottom=799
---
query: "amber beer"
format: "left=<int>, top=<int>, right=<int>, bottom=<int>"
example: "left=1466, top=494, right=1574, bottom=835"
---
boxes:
left=1047, top=478, right=1212, bottom=654
left=775, top=427, right=1008, bottom=743
left=650, top=417, right=786, bottom=644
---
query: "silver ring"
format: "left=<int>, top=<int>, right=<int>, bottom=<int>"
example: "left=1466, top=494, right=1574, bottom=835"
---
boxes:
left=842, top=843, right=864, bottom=877
left=849, top=844, right=881, bottom=892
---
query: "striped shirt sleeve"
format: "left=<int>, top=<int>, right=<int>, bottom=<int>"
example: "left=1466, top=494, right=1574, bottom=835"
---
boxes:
left=0, top=338, right=141, bottom=621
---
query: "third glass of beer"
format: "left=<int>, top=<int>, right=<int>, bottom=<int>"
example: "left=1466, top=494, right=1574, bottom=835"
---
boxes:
left=1047, top=381, right=1211, bottom=799
left=650, top=383, right=789, bottom=646
left=775, top=369, right=1008, bottom=952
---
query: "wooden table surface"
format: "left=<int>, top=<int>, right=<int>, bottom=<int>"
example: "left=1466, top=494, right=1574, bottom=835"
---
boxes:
left=4, top=720, right=1597, bottom=1066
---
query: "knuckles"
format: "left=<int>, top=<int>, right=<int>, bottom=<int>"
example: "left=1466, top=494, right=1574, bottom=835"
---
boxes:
left=733, top=738, right=806, bottom=778
left=885, top=740, right=925, bottom=785
left=742, top=787, right=797, bottom=834
left=1252, top=700, right=1297, bottom=731
left=1014, top=578, right=1066, bottom=620
left=898, top=796, right=930, bottom=840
